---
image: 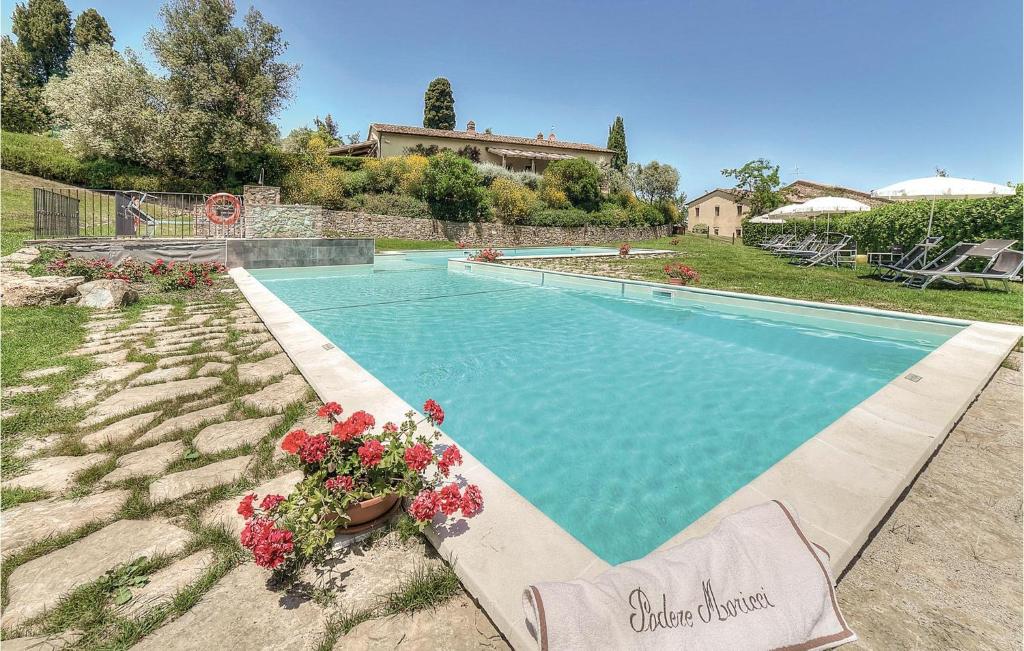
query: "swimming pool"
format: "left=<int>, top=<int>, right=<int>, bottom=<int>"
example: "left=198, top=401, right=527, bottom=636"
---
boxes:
left=250, top=247, right=961, bottom=564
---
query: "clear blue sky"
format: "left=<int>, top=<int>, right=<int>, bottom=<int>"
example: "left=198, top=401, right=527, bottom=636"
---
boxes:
left=4, top=0, right=1021, bottom=197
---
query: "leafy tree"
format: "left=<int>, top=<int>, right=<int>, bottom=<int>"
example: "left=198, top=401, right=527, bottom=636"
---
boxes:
left=626, top=161, right=679, bottom=204
left=43, top=46, right=163, bottom=166
left=344, top=131, right=362, bottom=144
left=423, top=77, right=455, bottom=130
left=11, top=0, right=73, bottom=82
left=146, top=0, right=299, bottom=180
left=422, top=150, right=485, bottom=220
left=543, top=158, right=602, bottom=211
left=1, top=36, right=49, bottom=132
left=721, top=158, right=782, bottom=216
left=606, top=116, right=628, bottom=171
left=73, top=8, right=114, bottom=51
left=280, top=126, right=314, bottom=153
left=313, top=114, right=340, bottom=147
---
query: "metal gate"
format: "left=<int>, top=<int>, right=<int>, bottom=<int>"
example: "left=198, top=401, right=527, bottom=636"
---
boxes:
left=33, top=188, right=80, bottom=238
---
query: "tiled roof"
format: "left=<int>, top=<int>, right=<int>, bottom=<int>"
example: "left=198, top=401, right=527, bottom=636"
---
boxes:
left=783, top=179, right=890, bottom=206
left=687, top=188, right=750, bottom=205
left=369, top=123, right=613, bottom=153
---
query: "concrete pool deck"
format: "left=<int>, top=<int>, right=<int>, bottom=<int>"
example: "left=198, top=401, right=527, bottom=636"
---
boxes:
left=231, top=260, right=1021, bottom=650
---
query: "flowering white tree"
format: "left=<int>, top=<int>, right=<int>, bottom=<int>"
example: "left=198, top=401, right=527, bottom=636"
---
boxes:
left=43, top=46, right=166, bottom=166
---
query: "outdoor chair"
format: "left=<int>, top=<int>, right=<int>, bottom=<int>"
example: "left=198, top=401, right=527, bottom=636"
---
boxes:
left=792, top=235, right=854, bottom=268
left=773, top=234, right=818, bottom=256
left=904, top=247, right=1023, bottom=292
left=867, top=236, right=944, bottom=281
left=758, top=234, right=788, bottom=249
left=901, top=239, right=1017, bottom=289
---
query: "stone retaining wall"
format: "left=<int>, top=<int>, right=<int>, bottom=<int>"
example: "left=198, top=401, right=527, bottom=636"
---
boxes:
left=320, top=210, right=670, bottom=246
left=246, top=205, right=323, bottom=238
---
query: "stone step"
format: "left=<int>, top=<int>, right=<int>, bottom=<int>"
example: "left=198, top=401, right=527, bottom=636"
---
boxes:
left=251, top=340, right=284, bottom=357
left=22, top=366, right=68, bottom=380
left=156, top=351, right=234, bottom=369
left=149, top=456, right=252, bottom=504
left=102, top=441, right=184, bottom=484
left=115, top=550, right=217, bottom=618
left=201, top=470, right=303, bottom=537
left=12, top=433, right=61, bottom=460
left=82, top=377, right=222, bottom=427
left=129, top=563, right=326, bottom=651
left=81, top=411, right=162, bottom=450
left=128, top=367, right=192, bottom=387
left=2, top=489, right=130, bottom=557
left=241, top=375, right=308, bottom=414
left=3, top=385, right=50, bottom=397
left=196, top=361, right=231, bottom=377
left=193, top=416, right=283, bottom=455
left=0, top=631, right=82, bottom=651
left=3, top=453, right=111, bottom=494
left=134, top=403, right=232, bottom=447
left=237, top=353, right=294, bottom=385
left=3, top=519, right=191, bottom=628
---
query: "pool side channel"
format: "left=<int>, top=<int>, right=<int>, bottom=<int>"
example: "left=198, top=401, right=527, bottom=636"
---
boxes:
left=231, top=260, right=1021, bottom=651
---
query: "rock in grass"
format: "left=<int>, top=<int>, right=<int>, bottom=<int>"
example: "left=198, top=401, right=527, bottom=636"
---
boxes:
left=148, top=455, right=252, bottom=504
left=76, top=279, right=138, bottom=309
left=1, top=275, right=84, bottom=307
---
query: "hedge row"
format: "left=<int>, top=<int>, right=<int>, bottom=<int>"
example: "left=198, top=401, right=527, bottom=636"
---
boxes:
left=741, top=188, right=1023, bottom=253
left=0, top=131, right=367, bottom=193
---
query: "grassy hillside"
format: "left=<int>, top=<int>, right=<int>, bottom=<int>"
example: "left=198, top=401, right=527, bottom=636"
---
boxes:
left=1, top=171, right=110, bottom=254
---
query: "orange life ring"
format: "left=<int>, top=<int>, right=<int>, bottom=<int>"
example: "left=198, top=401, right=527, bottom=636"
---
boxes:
left=205, top=193, right=241, bottom=225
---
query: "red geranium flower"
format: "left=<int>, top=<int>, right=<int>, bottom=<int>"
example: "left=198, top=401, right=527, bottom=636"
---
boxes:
left=318, top=401, right=343, bottom=419
left=439, top=483, right=462, bottom=516
left=437, top=445, right=463, bottom=477
left=325, top=475, right=354, bottom=492
left=260, top=494, right=285, bottom=511
left=332, top=410, right=376, bottom=441
left=461, top=484, right=484, bottom=517
left=241, top=517, right=294, bottom=569
left=423, top=399, right=445, bottom=426
left=298, top=433, right=330, bottom=464
left=280, top=429, right=309, bottom=455
left=237, top=493, right=257, bottom=519
left=403, top=443, right=433, bottom=472
left=357, top=439, right=385, bottom=467
left=382, top=422, right=398, bottom=433
left=409, top=489, right=440, bottom=522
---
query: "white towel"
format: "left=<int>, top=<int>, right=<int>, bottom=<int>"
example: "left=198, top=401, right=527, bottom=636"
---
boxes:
left=523, top=500, right=856, bottom=651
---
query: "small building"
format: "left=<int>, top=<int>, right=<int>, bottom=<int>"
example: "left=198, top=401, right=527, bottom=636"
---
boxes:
left=685, top=188, right=750, bottom=237
left=686, top=179, right=887, bottom=237
left=327, top=122, right=613, bottom=173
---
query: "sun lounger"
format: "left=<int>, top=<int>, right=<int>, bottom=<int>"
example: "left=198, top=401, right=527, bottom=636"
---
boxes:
left=758, top=234, right=790, bottom=250
left=792, top=235, right=854, bottom=268
left=773, top=234, right=818, bottom=256
left=868, top=236, right=944, bottom=281
left=908, top=248, right=1023, bottom=291
left=901, top=239, right=1017, bottom=289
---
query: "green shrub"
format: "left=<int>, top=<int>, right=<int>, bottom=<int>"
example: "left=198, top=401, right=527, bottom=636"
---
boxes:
left=421, top=151, right=486, bottom=221
left=341, top=193, right=431, bottom=219
left=328, top=156, right=366, bottom=171
left=740, top=188, right=1023, bottom=252
left=542, top=158, right=601, bottom=211
left=489, top=178, right=540, bottom=225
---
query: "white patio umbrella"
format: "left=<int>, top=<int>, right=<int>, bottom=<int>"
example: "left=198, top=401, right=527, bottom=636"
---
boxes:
left=871, top=176, right=1014, bottom=260
left=749, top=214, right=787, bottom=237
left=769, top=196, right=870, bottom=235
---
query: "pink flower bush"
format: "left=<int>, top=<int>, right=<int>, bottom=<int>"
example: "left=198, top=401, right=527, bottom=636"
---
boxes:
left=471, top=248, right=503, bottom=263
left=663, top=263, right=700, bottom=285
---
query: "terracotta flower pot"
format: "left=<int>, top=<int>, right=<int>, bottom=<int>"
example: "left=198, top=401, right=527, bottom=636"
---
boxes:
left=327, top=493, right=401, bottom=534
left=667, top=278, right=684, bottom=285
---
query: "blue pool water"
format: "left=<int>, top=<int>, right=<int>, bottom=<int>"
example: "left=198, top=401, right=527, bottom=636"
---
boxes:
left=252, top=248, right=959, bottom=564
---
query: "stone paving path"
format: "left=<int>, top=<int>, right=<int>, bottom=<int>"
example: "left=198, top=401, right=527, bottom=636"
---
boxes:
left=1, top=290, right=505, bottom=650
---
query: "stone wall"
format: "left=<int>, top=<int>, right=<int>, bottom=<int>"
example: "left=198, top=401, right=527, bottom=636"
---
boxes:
left=246, top=205, right=323, bottom=238
left=320, top=210, right=671, bottom=246
left=243, top=185, right=281, bottom=206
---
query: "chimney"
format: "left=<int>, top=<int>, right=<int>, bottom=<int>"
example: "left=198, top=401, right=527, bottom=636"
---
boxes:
left=536, top=132, right=544, bottom=140
left=466, top=120, right=476, bottom=133
left=548, top=132, right=557, bottom=141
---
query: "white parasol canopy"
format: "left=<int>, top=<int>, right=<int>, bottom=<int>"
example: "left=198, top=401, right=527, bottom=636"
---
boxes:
left=749, top=215, right=787, bottom=224
left=871, top=176, right=1014, bottom=261
left=871, top=176, right=1014, bottom=201
left=769, top=196, right=871, bottom=234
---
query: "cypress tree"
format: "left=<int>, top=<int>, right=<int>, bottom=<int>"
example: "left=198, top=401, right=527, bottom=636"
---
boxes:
left=423, top=77, right=455, bottom=130
left=73, top=8, right=115, bottom=52
left=607, top=115, right=628, bottom=171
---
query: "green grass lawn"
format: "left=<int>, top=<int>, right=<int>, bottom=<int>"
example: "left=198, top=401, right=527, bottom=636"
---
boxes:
left=374, top=237, right=456, bottom=251
left=609, top=235, right=1022, bottom=324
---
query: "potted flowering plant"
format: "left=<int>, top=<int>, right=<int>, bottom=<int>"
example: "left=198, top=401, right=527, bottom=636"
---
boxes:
left=619, top=242, right=632, bottom=257
left=471, top=248, right=503, bottom=263
left=663, top=262, right=700, bottom=286
left=237, top=399, right=483, bottom=571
